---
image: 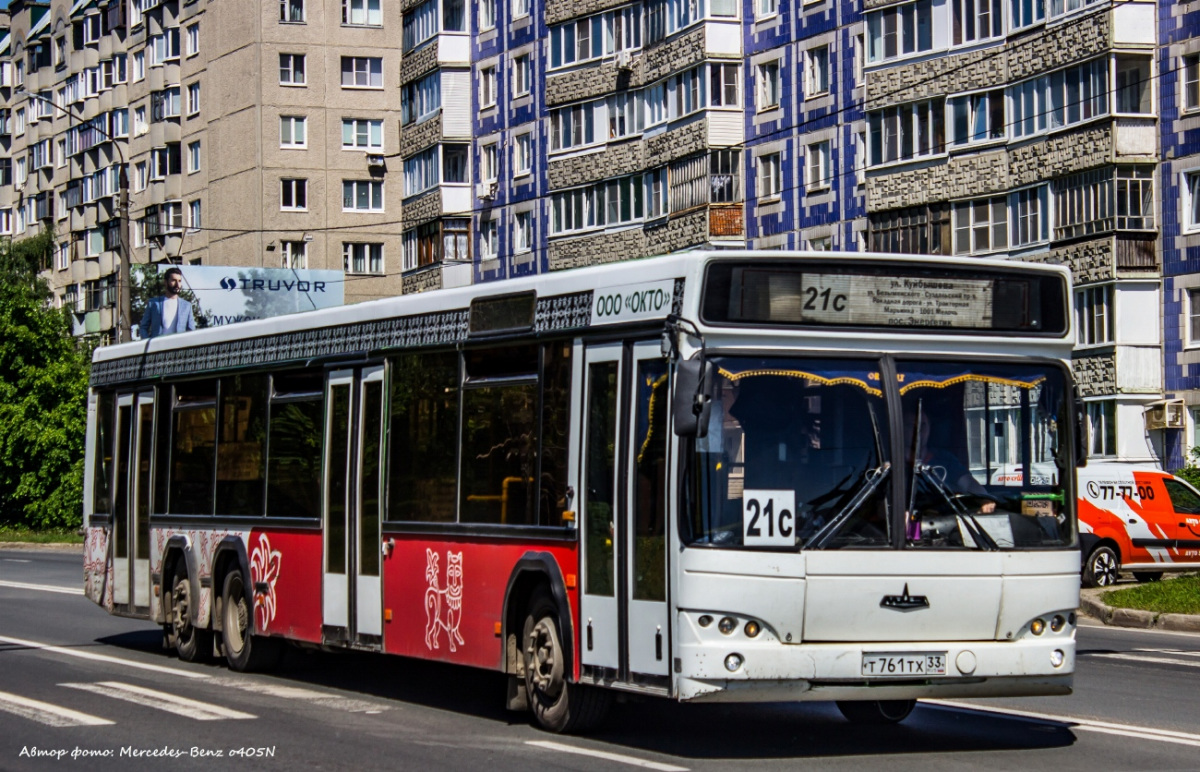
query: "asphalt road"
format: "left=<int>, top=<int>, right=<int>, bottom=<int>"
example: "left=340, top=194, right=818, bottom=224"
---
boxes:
left=2, top=548, right=1198, bottom=771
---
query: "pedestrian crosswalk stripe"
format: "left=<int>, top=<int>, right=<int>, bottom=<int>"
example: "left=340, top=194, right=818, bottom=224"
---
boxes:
left=61, top=681, right=256, bottom=721
left=1092, top=652, right=1200, bottom=669
left=1133, top=648, right=1200, bottom=658
left=207, top=676, right=390, bottom=714
left=0, top=634, right=209, bottom=679
left=0, top=580, right=82, bottom=595
left=0, top=689, right=114, bottom=727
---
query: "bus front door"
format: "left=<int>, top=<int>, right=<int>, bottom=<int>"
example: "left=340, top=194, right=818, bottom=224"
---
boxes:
left=112, top=391, right=153, bottom=613
left=579, top=341, right=671, bottom=685
left=322, top=366, right=386, bottom=648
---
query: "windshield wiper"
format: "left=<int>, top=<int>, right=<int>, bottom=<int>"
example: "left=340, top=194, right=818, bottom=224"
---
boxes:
left=808, top=462, right=891, bottom=549
left=913, top=463, right=999, bottom=551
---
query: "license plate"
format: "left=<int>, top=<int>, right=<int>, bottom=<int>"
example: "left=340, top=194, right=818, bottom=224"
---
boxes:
left=862, top=652, right=947, bottom=677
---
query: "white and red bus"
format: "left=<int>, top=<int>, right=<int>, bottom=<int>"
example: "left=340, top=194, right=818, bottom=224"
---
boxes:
left=83, top=251, right=1083, bottom=732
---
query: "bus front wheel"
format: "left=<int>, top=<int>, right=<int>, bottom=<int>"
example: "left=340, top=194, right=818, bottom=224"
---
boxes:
left=221, top=569, right=283, bottom=673
left=522, top=590, right=609, bottom=733
left=836, top=699, right=917, bottom=724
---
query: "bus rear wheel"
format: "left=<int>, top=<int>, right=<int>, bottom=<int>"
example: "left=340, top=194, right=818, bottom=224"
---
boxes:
left=836, top=699, right=917, bottom=725
left=169, top=562, right=211, bottom=662
left=522, top=590, right=609, bottom=734
left=221, top=569, right=283, bottom=673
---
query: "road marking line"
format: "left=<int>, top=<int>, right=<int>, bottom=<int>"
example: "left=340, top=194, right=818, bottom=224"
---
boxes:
left=0, top=634, right=209, bottom=679
left=925, top=700, right=1200, bottom=747
left=0, top=690, right=114, bottom=727
left=0, top=580, right=82, bottom=595
left=526, top=740, right=688, bottom=771
left=1133, top=648, right=1200, bottom=658
left=1090, top=652, right=1200, bottom=669
left=2, top=558, right=33, bottom=563
left=62, top=682, right=255, bottom=721
left=206, top=677, right=390, bottom=713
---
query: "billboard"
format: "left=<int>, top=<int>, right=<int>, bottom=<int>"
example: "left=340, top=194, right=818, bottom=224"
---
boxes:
left=132, top=264, right=344, bottom=338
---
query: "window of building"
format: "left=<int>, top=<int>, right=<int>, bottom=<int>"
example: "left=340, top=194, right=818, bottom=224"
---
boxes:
left=1010, top=0, right=1044, bottom=29
left=647, top=166, right=668, bottom=218
left=513, top=54, right=531, bottom=97
left=479, top=218, right=498, bottom=260
left=1186, top=55, right=1200, bottom=113
left=607, top=92, right=644, bottom=139
left=280, top=241, right=307, bottom=269
left=341, top=57, right=383, bottom=88
left=1188, top=288, right=1200, bottom=346
left=480, top=0, right=496, bottom=30
left=280, top=115, right=307, bottom=148
left=189, top=200, right=202, bottom=231
left=133, top=51, right=145, bottom=82
left=401, top=71, right=440, bottom=125
left=343, top=0, right=382, bottom=25
left=82, top=15, right=102, bottom=45
left=1012, top=58, right=1107, bottom=138
left=867, top=0, right=933, bottom=63
left=186, top=23, right=200, bottom=56
left=757, top=60, right=781, bottom=111
left=1054, top=166, right=1154, bottom=240
left=281, top=0, right=305, bottom=22
left=187, top=83, right=200, bottom=116
left=56, top=241, right=70, bottom=270
left=280, top=54, right=306, bottom=85
left=443, top=144, right=468, bottom=183
left=550, top=102, right=598, bottom=151
left=672, top=66, right=704, bottom=119
left=344, top=242, right=384, bottom=273
left=150, top=88, right=181, bottom=121
left=1115, top=55, right=1152, bottom=114
left=868, top=203, right=951, bottom=254
left=134, top=105, right=147, bottom=135
left=710, top=149, right=741, bottom=203
left=1183, top=170, right=1200, bottom=233
left=1075, top=284, right=1114, bottom=346
left=135, top=161, right=147, bottom=191
left=281, top=178, right=308, bottom=210
left=1086, top=400, right=1116, bottom=457
left=952, top=0, right=1002, bottom=44
left=807, top=46, right=830, bottom=97
left=514, top=0, right=530, bottom=18
left=514, top=132, right=533, bottom=176
left=953, top=196, right=1008, bottom=254
left=150, top=29, right=181, bottom=64
left=867, top=99, right=945, bottom=165
left=758, top=152, right=781, bottom=199
left=480, top=66, right=497, bottom=108
left=710, top=63, right=739, bottom=107
left=549, top=16, right=603, bottom=69
left=514, top=211, right=532, bottom=253
left=758, top=0, right=778, bottom=17
left=188, top=141, right=201, bottom=173
left=404, top=147, right=439, bottom=196
left=481, top=143, right=499, bottom=182
left=948, top=89, right=1004, bottom=146
left=806, top=141, right=831, bottom=191
left=549, top=174, right=646, bottom=235
left=1049, top=0, right=1102, bottom=19
left=150, top=144, right=182, bottom=179
left=1011, top=185, right=1049, bottom=247
left=343, top=180, right=384, bottom=211
left=342, top=118, right=383, bottom=150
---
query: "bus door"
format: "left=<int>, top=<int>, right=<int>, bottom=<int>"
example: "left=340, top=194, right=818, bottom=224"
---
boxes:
left=112, top=391, right=154, bottom=612
left=578, top=341, right=671, bottom=683
left=322, top=366, right=386, bottom=647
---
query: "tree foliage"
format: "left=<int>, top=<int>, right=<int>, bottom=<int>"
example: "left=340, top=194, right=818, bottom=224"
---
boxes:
left=0, top=231, right=91, bottom=529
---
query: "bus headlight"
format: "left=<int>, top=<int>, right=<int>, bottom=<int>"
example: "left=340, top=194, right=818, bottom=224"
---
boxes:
left=744, top=621, right=761, bottom=638
left=1050, top=649, right=1065, bottom=668
left=1030, top=618, right=1046, bottom=636
left=1050, top=615, right=1066, bottom=632
left=718, top=616, right=737, bottom=635
left=724, top=653, right=743, bottom=672
left=698, top=615, right=713, bottom=628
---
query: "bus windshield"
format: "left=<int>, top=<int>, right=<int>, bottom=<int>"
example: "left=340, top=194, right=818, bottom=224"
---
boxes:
left=683, top=356, right=1073, bottom=551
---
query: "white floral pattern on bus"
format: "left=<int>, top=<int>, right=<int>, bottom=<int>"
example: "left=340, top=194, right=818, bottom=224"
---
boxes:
left=250, top=533, right=282, bottom=632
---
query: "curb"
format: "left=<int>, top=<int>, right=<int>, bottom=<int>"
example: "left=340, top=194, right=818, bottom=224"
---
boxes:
left=0, top=542, right=84, bottom=552
left=1079, top=592, right=1200, bottom=633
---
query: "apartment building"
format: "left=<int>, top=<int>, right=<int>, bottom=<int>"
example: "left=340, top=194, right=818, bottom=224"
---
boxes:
left=859, top=0, right=1163, bottom=464
left=0, top=0, right=406, bottom=343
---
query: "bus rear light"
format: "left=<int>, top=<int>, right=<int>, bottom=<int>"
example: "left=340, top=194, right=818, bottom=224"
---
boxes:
left=718, top=617, right=737, bottom=635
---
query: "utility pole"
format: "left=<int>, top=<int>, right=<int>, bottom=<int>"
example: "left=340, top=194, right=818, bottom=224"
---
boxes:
left=117, top=166, right=131, bottom=344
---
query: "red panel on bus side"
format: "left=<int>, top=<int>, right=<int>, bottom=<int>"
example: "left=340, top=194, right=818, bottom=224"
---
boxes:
left=380, top=536, right=579, bottom=674
left=249, top=528, right=323, bottom=644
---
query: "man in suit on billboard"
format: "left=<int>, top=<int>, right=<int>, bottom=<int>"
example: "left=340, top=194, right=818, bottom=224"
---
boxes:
left=138, top=266, right=196, bottom=339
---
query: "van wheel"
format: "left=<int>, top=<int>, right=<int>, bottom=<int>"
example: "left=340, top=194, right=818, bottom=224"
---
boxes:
left=1083, top=545, right=1120, bottom=588
left=837, top=700, right=917, bottom=724
left=1132, top=571, right=1163, bottom=583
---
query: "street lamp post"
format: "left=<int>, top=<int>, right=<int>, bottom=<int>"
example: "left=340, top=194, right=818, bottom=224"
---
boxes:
left=17, top=88, right=133, bottom=344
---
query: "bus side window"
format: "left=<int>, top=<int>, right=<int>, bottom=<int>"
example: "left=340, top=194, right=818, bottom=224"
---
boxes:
left=387, top=351, right=459, bottom=523
left=539, top=342, right=573, bottom=527
left=217, top=375, right=268, bottom=516
left=93, top=391, right=116, bottom=517
left=172, top=380, right=218, bottom=516
left=267, top=371, right=324, bottom=519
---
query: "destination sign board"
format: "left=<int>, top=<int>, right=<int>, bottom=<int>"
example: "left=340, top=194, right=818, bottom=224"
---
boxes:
left=794, top=273, right=993, bottom=329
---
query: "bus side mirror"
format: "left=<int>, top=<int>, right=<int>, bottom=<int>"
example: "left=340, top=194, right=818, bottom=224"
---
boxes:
left=673, top=358, right=713, bottom=439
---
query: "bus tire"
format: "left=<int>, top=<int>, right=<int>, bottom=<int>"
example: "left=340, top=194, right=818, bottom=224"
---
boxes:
left=170, top=562, right=211, bottom=662
left=221, top=569, right=283, bottom=673
left=836, top=699, right=917, bottom=725
left=1082, top=545, right=1120, bottom=588
left=1132, top=571, right=1163, bottom=583
left=522, top=590, right=609, bottom=733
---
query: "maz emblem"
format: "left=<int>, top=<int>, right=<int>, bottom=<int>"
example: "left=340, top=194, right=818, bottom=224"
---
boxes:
left=880, top=583, right=929, bottom=612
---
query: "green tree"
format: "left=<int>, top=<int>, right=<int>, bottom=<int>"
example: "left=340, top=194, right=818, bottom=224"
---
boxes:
left=0, top=231, right=92, bottom=529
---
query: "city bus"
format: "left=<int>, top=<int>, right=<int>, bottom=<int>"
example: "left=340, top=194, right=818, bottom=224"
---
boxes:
left=83, top=251, right=1082, bottom=732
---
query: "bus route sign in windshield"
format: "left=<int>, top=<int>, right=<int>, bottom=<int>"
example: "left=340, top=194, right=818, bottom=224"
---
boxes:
left=799, top=273, right=993, bottom=329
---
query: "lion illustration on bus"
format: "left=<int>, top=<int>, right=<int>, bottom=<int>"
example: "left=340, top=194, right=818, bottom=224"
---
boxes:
left=424, top=549, right=465, bottom=652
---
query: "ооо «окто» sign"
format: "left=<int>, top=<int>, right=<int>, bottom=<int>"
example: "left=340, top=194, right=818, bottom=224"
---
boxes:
left=590, top=279, right=675, bottom=326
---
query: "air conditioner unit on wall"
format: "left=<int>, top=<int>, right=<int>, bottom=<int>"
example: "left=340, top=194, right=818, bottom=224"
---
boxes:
left=615, top=50, right=632, bottom=70
left=476, top=181, right=496, bottom=200
left=1144, top=399, right=1185, bottom=431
